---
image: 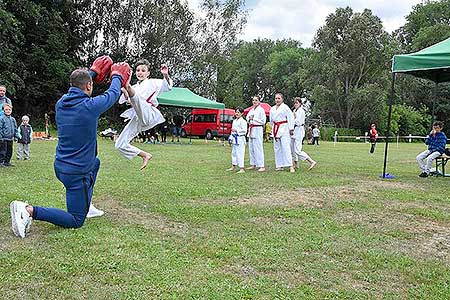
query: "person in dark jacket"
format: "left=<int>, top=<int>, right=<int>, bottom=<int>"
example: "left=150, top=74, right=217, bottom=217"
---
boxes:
left=9, top=56, right=132, bottom=238
left=416, top=121, right=448, bottom=177
left=0, top=102, right=18, bottom=167
left=16, top=115, right=33, bottom=160
left=0, top=85, right=12, bottom=117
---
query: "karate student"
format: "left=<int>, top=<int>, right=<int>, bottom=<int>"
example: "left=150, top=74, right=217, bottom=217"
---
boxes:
left=269, top=93, right=295, bottom=173
left=10, top=57, right=131, bottom=237
left=226, top=107, right=247, bottom=174
left=290, top=97, right=316, bottom=170
left=115, top=59, right=173, bottom=170
left=246, top=96, right=266, bottom=172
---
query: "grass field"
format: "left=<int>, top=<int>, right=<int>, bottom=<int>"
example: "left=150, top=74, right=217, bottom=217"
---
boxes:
left=1, top=139, right=449, bottom=299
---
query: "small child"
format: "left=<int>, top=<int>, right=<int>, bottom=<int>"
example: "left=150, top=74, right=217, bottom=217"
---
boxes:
left=226, top=107, right=247, bottom=173
left=312, top=124, right=320, bottom=146
left=17, top=115, right=33, bottom=160
left=416, top=121, right=448, bottom=177
left=264, top=121, right=272, bottom=142
left=0, top=103, right=18, bottom=167
left=369, top=123, right=378, bottom=154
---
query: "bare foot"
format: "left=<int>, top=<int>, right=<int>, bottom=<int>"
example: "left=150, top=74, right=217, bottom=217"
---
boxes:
left=275, top=168, right=283, bottom=171
left=290, top=167, right=296, bottom=173
left=257, top=167, right=266, bottom=172
left=140, top=153, right=152, bottom=170
left=226, top=167, right=235, bottom=172
left=246, top=166, right=255, bottom=170
left=236, top=169, right=245, bottom=174
left=308, top=161, right=317, bottom=170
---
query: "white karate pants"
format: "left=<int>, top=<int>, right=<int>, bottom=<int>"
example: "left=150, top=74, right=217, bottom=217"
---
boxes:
left=232, top=137, right=246, bottom=168
left=248, top=127, right=264, bottom=168
left=273, top=135, right=292, bottom=168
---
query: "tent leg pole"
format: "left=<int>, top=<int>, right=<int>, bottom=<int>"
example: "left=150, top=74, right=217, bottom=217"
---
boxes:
left=190, top=110, right=193, bottom=144
left=382, top=73, right=395, bottom=178
left=431, top=82, right=438, bottom=128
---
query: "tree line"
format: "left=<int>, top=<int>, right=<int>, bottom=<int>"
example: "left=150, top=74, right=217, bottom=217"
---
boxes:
left=1, top=0, right=450, bottom=135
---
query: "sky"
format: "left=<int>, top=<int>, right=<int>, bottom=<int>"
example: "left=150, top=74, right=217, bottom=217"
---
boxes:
left=187, top=0, right=423, bottom=47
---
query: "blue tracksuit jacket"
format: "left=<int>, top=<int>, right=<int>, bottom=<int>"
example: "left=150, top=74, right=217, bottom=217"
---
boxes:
left=54, top=75, right=122, bottom=174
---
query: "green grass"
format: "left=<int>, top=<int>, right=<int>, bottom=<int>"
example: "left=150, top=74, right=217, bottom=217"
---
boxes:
left=1, top=139, right=449, bottom=299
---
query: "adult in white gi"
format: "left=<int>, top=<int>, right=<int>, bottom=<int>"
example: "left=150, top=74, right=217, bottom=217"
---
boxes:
left=246, top=96, right=266, bottom=172
left=270, top=93, right=295, bottom=173
left=226, top=108, right=247, bottom=173
left=115, top=59, right=173, bottom=170
left=290, top=97, right=317, bottom=170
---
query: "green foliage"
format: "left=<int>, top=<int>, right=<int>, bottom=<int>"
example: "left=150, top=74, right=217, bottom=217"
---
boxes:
left=321, top=127, right=361, bottom=140
left=390, top=104, right=431, bottom=135
left=309, top=7, right=396, bottom=128
left=395, top=0, right=450, bottom=51
left=217, top=39, right=306, bottom=108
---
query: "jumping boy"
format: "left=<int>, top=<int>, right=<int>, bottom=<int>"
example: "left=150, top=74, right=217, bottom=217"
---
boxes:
left=416, top=121, right=448, bottom=177
left=115, top=59, right=173, bottom=170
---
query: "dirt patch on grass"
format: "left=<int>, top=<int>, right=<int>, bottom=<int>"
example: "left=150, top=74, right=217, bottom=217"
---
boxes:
left=223, top=186, right=364, bottom=209
left=98, top=196, right=190, bottom=236
left=336, top=205, right=450, bottom=262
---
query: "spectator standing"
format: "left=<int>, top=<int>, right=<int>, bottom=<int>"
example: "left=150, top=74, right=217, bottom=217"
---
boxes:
left=312, top=125, right=320, bottom=146
left=0, top=85, right=12, bottom=117
left=0, top=103, right=18, bottom=167
left=16, top=115, right=33, bottom=160
left=172, top=114, right=184, bottom=142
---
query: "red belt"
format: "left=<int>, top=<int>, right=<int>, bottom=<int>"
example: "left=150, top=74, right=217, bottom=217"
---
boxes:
left=273, top=120, right=287, bottom=138
left=145, top=91, right=156, bottom=106
left=249, top=124, right=263, bottom=136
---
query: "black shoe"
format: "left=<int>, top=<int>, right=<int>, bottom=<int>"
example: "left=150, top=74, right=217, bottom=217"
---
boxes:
left=419, top=172, right=428, bottom=178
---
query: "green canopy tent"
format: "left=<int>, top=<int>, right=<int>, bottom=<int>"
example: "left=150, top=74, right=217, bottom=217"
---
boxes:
left=157, top=87, right=225, bottom=109
left=383, top=37, right=450, bottom=178
left=157, top=87, right=226, bottom=142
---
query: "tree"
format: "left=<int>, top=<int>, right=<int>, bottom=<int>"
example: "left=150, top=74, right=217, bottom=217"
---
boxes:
left=0, top=7, right=25, bottom=96
left=309, top=7, right=396, bottom=128
left=394, top=0, right=450, bottom=51
left=187, top=0, right=247, bottom=100
left=217, top=39, right=307, bottom=108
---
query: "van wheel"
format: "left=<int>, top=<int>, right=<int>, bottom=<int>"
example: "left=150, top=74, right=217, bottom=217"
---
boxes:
left=205, top=130, right=213, bottom=140
left=181, top=129, right=187, bottom=138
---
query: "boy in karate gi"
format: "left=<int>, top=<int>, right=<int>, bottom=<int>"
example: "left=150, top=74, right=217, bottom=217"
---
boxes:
left=226, top=107, right=247, bottom=174
left=290, top=97, right=316, bottom=170
left=246, top=96, right=266, bottom=172
left=270, top=93, right=295, bottom=173
left=116, top=59, right=173, bottom=170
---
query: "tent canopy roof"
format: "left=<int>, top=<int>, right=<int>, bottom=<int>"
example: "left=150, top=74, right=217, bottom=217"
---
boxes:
left=157, top=87, right=225, bottom=109
left=392, top=37, right=450, bottom=83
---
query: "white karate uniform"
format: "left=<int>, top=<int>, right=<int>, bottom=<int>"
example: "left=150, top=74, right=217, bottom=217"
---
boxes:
left=115, top=78, right=173, bottom=159
left=270, top=103, right=294, bottom=168
left=246, top=105, right=266, bottom=168
left=229, top=117, right=247, bottom=168
left=291, top=107, right=310, bottom=162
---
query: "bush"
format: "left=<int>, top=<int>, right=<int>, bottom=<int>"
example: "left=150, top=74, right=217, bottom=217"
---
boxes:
left=319, top=127, right=361, bottom=141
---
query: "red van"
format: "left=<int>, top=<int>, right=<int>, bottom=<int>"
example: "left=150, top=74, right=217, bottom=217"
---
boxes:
left=182, top=108, right=235, bottom=139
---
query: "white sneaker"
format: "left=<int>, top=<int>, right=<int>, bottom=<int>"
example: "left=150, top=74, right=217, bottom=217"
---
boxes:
left=10, top=201, right=32, bottom=238
left=86, top=204, right=104, bottom=218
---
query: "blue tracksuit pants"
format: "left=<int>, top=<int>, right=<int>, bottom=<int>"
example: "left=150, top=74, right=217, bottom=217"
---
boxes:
left=32, top=158, right=100, bottom=228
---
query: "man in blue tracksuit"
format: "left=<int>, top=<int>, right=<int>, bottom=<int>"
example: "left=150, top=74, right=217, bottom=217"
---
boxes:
left=10, top=57, right=133, bottom=238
